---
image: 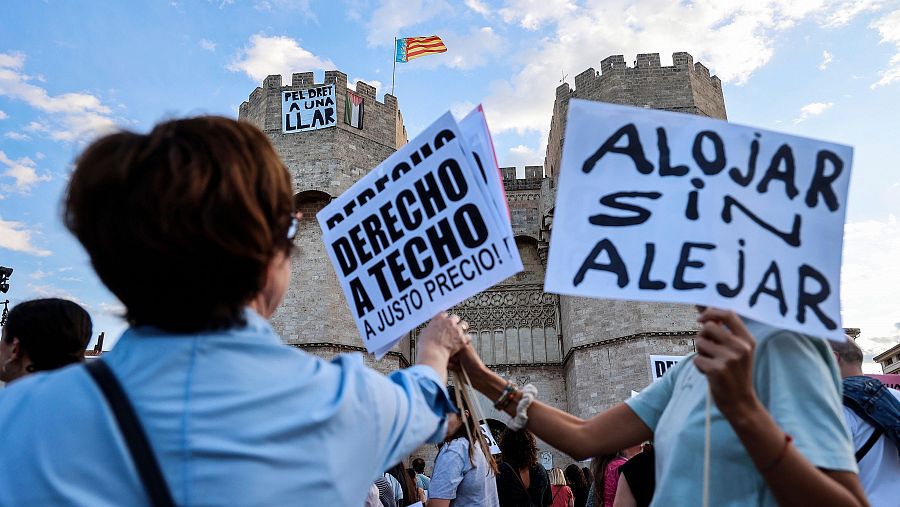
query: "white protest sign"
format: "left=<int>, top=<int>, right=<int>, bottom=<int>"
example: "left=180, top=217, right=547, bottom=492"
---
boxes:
left=318, top=112, right=522, bottom=355
left=459, top=106, right=520, bottom=267
left=479, top=423, right=501, bottom=455
left=546, top=100, right=852, bottom=341
left=281, top=84, right=337, bottom=133
left=649, top=354, right=685, bottom=382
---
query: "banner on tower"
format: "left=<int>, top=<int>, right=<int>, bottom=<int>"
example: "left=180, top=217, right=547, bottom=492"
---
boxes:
left=545, top=100, right=853, bottom=341
left=318, top=109, right=522, bottom=356
left=282, top=84, right=337, bottom=134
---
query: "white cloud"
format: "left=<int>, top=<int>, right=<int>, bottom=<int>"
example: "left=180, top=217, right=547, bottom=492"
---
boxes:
left=439, top=27, right=507, bottom=69
left=98, top=301, right=126, bottom=316
left=227, top=34, right=334, bottom=82
left=29, top=270, right=51, bottom=280
left=24, top=283, right=80, bottom=303
left=871, top=8, right=900, bottom=88
left=498, top=0, right=577, bottom=30
left=349, top=77, right=385, bottom=96
left=822, top=0, right=884, bottom=27
left=3, top=131, right=29, bottom=141
left=819, top=49, right=833, bottom=70
left=464, top=0, right=490, bottom=15
left=0, top=110, right=7, bottom=120
left=0, top=217, right=51, bottom=256
left=501, top=143, right=544, bottom=170
left=479, top=1, right=880, bottom=139
left=0, top=150, right=51, bottom=194
left=841, top=215, right=900, bottom=366
left=0, top=52, right=117, bottom=142
left=199, top=38, right=217, bottom=51
left=450, top=101, right=477, bottom=120
left=365, top=0, right=449, bottom=47
left=793, top=101, right=834, bottom=123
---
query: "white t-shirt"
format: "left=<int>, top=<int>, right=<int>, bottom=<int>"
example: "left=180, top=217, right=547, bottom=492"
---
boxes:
left=842, top=387, right=900, bottom=507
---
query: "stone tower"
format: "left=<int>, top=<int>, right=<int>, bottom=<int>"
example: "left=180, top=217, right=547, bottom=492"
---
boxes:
left=239, top=70, right=410, bottom=374
left=540, top=52, right=727, bottom=425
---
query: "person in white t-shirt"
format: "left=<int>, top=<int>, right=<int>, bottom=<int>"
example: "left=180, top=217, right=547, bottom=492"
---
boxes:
left=831, top=336, right=900, bottom=507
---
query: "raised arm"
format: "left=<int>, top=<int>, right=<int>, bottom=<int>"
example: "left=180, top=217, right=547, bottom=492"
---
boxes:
left=417, top=313, right=471, bottom=385
left=456, top=346, right=650, bottom=460
left=694, top=308, right=868, bottom=507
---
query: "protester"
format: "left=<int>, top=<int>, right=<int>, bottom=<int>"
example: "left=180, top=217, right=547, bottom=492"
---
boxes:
left=0, top=298, right=92, bottom=383
left=831, top=336, right=900, bottom=506
left=365, top=483, right=384, bottom=507
left=548, top=467, right=573, bottom=507
left=428, top=385, right=499, bottom=506
left=614, top=444, right=655, bottom=507
left=413, top=457, right=432, bottom=494
left=495, top=428, right=551, bottom=506
left=375, top=476, right=399, bottom=507
left=564, top=465, right=588, bottom=507
left=586, top=444, right=640, bottom=507
left=456, top=308, right=868, bottom=506
left=407, top=468, right=428, bottom=504
left=388, top=461, right=420, bottom=506
left=0, top=116, right=473, bottom=506
left=385, top=469, right=405, bottom=506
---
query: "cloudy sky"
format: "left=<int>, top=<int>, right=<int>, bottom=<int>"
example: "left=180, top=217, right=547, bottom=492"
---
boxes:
left=1, top=0, right=898, bottom=371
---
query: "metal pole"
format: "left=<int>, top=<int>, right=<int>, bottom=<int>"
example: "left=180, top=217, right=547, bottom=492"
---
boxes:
left=392, top=37, right=398, bottom=96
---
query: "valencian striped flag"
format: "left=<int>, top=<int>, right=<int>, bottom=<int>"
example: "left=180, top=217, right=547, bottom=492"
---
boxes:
left=395, top=36, right=447, bottom=63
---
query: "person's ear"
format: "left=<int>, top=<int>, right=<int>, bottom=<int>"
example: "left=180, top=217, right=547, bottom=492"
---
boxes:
left=10, top=337, right=21, bottom=361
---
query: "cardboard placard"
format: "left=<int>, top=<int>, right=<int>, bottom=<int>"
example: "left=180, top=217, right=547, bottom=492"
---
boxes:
left=546, top=101, right=852, bottom=341
left=318, top=110, right=521, bottom=355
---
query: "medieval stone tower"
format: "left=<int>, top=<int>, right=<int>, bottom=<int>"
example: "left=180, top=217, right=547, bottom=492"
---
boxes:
left=239, top=71, right=410, bottom=374
left=239, top=52, right=727, bottom=468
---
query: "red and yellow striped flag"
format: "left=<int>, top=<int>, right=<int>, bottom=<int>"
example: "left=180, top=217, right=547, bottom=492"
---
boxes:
left=395, top=36, right=447, bottom=63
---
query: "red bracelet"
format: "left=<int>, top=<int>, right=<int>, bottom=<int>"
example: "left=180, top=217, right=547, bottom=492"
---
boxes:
left=761, top=433, right=792, bottom=472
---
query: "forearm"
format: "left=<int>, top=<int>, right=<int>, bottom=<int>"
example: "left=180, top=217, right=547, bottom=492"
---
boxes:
left=417, top=346, right=449, bottom=385
left=728, top=401, right=867, bottom=507
left=464, top=364, right=649, bottom=459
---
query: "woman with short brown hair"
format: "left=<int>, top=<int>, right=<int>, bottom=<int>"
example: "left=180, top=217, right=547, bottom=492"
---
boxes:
left=0, top=116, right=470, bottom=506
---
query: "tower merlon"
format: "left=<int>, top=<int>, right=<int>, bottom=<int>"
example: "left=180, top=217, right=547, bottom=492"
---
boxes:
left=291, top=72, right=315, bottom=87
left=635, top=53, right=661, bottom=68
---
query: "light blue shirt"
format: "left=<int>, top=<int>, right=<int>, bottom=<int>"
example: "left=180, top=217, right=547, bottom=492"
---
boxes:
left=429, top=437, right=499, bottom=507
left=625, top=320, right=857, bottom=506
left=0, top=309, right=452, bottom=506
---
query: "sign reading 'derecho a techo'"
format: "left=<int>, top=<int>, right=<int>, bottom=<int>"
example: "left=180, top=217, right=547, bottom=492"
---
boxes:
left=545, top=100, right=853, bottom=341
left=318, top=110, right=521, bottom=356
left=281, top=84, right=337, bottom=134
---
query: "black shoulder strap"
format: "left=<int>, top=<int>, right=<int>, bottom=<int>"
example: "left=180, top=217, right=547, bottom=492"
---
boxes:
left=855, top=427, right=884, bottom=462
left=86, top=360, right=176, bottom=507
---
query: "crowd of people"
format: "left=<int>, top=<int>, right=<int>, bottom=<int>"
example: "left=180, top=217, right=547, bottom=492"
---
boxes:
left=0, top=116, right=897, bottom=506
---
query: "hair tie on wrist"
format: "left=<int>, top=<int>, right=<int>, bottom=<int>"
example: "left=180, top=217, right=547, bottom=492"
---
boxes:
left=508, top=384, right=537, bottom=431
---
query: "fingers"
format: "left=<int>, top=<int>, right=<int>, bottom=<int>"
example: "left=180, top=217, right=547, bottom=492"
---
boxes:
left=697, top=307, right=755, bottom=347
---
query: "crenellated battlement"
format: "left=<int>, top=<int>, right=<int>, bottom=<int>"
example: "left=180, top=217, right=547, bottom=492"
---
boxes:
left=240, top=70, right=398, bottom=117
left=545, top=51, right=727, bottom=182
left=570, top=52, right=724, bottom=92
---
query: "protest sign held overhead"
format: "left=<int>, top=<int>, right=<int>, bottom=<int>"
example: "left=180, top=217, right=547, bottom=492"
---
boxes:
left=282, top=84, right=337, bottom=133
left=545, top=100, right=852, bottom=341
left=318, top=110, right=521, bottom=356
left=650, top=354, right=685, bottom=382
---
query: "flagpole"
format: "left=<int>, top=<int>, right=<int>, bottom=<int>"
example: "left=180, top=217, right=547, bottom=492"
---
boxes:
left=392, top=37, right=397, bottom=96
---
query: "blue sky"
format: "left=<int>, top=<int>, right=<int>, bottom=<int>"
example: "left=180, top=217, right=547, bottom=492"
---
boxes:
left=1, top=0, right=898, bottom=370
